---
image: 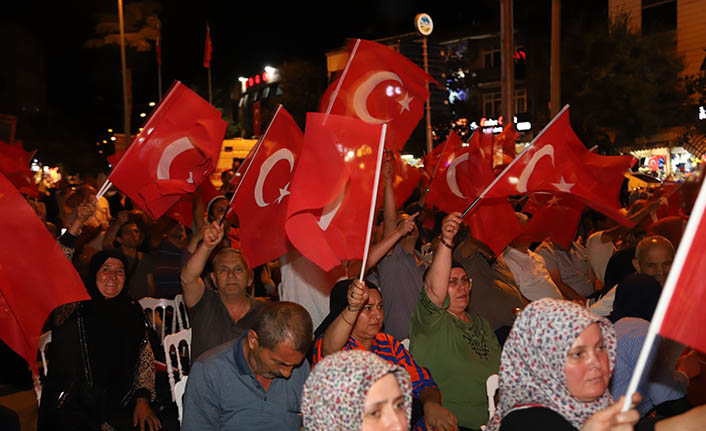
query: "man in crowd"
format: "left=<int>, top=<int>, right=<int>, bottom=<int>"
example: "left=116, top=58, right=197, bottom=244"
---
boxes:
left=103, top=211, right=155, bottom=299
left=591, top=235, right=674, bottom=316
left=183, top=302, right=313, bottom=430
left=180, top=220, right=263, bottom=360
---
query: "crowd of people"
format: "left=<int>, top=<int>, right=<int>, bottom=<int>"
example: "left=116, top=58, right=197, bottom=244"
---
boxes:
left=1, top=155, right=705, bottom=431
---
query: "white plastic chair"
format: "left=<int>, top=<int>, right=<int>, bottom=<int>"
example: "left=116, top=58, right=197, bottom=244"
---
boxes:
left=400, top=338, right=410, bottom=350
left=486, top=373, right=500, bottom=421
left=174, top=375, right=188, bottom=424
left=139, top=297, right=176, bottom=339
left=34, top=331, right=52, bottom=404
left=173, top=294, right=190, bottom=331
left=163, top=328, right=192, bottom=403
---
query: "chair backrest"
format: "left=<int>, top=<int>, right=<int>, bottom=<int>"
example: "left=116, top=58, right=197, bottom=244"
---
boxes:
left=173, top=294, right=190, bottom=331
left=34, top=331, right=53, bottom=404
left=163, top=328, right=192, bottom=402
left=174, top=375, right=188, bottom=424
left=139, top=297, right=177, bottom=339
left=400, top=338, right=410, bottom=350
left=486, top=373, right=500, bottom=422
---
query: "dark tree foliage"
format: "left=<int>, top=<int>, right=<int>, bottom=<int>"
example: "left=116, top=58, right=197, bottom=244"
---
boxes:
left=562, top=13, right=689, bottom=153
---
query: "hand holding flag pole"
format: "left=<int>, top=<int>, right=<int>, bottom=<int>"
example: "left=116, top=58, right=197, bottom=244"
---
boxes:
left=460, top=105, right=570, bottom=218
left=358, top=124, right=388, bottom=282
left=621, top=178, right=706, bottom=412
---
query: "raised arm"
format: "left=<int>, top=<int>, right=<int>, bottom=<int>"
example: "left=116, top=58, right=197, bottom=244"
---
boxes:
left=180, top=221, right=224, bottom=308
left=102, top=210, right=129, bottom=249
left=321, top=280, right=368, bottom=357
left=366, top=212, right=418, bottom=270
left=424, top=212, right=461, bottom=307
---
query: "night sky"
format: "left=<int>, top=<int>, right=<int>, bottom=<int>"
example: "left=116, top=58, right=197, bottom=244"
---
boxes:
left=0, top=0, right=505, bottom=168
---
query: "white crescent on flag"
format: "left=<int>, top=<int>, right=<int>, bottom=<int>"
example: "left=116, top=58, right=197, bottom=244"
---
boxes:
left=254, top=149, right=295, bottom=207
left=517, top=145, right=556, bottom=193
left=446, top=153, right=469, bottom=199
left=353, top=71, right=403, bottom=125
left=157, top=137, right=196, bottom=183
left=317, top=188, right=346, bottom=231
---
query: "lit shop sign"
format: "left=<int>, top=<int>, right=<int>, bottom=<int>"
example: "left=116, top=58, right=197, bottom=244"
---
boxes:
left=238, top=66, right=278, bottom=92
left=469, top=116, right=531, bottom=133
left=699, top=106, right=706, bottom=121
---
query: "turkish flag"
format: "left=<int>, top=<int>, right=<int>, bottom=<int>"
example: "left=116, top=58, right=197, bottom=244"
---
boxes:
left=203, top=26, right=213, bottom=69
left=492, top=124, right=519, bottom=170
left=657, top=180, right=706, bottom=354
left=0, top=172, right=89, bottom=373
left=425, top=131, right=467, bottom=213
left=286, top=113, right=384, bottom=271
left=232, top=107, right=303, bottom=268
left=319, top=39, right=436, bottom=151
left=0, top=140, right=38, bottom=198
left=482, top=107, right=634, bottom=225
left=164, top=179, right=220, bottom=229
left=517, top=194, right=585, bottom=248
left=107, top=81, right=226, bottom=220
left=423, top=138, right=447, bottom=177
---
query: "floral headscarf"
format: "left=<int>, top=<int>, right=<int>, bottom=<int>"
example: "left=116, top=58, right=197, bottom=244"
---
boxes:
left=301, top=350, right=413, bottom=431
left=486, top=299, right=616, bottom=430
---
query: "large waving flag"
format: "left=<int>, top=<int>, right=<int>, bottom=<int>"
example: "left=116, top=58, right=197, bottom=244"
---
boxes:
left=481, top=106, right=634, bottom=224
left=0, top=140, right=38, bottom=198
left=0, top=173, right=89, bottom=373
left=286, top=113, right=384, bottom=271
left=320, top=39, right=436, bottom=151
left=232, top=106, right=304, bottom=268
left=107, top=81, right=227, bottom=220
left=425, top=131, right=466, bottom=213
left=517, top=194, right=585, bottom=248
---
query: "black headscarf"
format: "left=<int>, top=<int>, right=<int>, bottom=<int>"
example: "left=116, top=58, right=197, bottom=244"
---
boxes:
left=608, top=273, right=662, bottom=323
left=314, top=278, right=381, bottom=339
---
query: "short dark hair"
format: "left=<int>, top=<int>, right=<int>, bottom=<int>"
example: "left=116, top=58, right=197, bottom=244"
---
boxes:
left=252, top=302, right=313, bottom=353
left=118, top=221, right=140, bottom=237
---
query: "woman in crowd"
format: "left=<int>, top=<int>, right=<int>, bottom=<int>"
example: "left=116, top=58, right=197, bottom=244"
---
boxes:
left=486, top=298, right=640, bottom=431
left=409, top=212, right=502, bottom=430
left=38, top=250, right=161, bottom=431
left=301, top=350, right=412, bottom=431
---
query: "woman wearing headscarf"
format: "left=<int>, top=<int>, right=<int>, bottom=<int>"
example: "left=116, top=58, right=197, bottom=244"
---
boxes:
left=609, top=273, right=691, bottom=424
left=486, top=298, right=639, bottom=431
left=302, top=350, right=412, bottom=431
left=38, top=249, right=161, bottom=431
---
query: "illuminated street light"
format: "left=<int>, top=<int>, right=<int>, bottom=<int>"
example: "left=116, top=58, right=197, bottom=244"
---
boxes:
left=107, top=128, right=113, bottom=133
left=148, top=102, right=156, bottom=107
left=140, top=112, right=147, bottom=118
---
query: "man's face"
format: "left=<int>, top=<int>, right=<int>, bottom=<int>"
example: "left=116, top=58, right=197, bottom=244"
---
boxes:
left=633, top=245, right=674, bottom=286
left=210, top=251, right=252, bottom=297
left=247, top=332, right=304, bottom=380
left=119, top=223, right=142, bottom=248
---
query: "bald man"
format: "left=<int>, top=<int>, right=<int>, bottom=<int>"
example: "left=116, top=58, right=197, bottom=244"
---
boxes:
left=591, top=235, right=675, bottom=316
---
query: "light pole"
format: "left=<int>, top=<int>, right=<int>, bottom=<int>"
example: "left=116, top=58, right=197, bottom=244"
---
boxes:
left=118, top=0, right=130, bottom=142
left=415, top=13, right=434, bottom=154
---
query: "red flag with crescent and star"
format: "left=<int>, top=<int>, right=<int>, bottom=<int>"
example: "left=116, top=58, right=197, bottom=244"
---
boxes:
left=319, top=38, right=437, bottom=151
left=231, top=106, right=303, bottom=268
left=482, top=107, right=635, bottom=225
left=517, top=194, right=585, bottom=248
left=107, top=81, right=227, bottom=220
left=0, top=172, right=89, bottom=373
left=286, top=113, right=384, bottom=272
left=0, top=140, right=38, bottom=198
left=376, top=150, right=422, bottom=210
left=425, top=131, right=467, bottom=213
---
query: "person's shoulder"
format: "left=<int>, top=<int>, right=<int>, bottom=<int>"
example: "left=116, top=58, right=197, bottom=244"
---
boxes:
left=501, top=407, right=577, bottom=430
left=194, top=338, right=238, bottom=365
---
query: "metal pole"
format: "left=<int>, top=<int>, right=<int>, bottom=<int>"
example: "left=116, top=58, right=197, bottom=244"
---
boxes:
left=550, top=0, right=561, bottom=117
left=501, top=0, right=514, bottom=127
left=208, top=67, right=213, bottom=104
left=118, top=0, right=130, bottom=141
left=423, top=37, right=433, bottom=154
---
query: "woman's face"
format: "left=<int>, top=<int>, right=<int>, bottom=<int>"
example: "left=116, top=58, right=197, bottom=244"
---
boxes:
left=96, top=257, right=126, bottom=299
left=352, top=288, right=384, bottom=340
left=362, top=373, right=407, bottom=431
left=447, top=267, right=471, bottom=314
left=564, top=323, right=611, bottom=402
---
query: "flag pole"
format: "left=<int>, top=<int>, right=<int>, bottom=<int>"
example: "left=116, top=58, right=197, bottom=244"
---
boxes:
left=219, top=105, right=283, bottom=225
left=359, top=124, right=388, bottom=282
left=621, top=178, right=706, bottom=412
left=461, top=104, right=570, bottom=218
left=96, top=180, right=112, bottom=200
left=324, top=39, right=361, bottom=118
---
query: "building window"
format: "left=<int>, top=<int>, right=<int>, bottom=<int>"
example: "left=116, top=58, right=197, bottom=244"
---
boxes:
left=482, top=89, right=528, bottom=117
left=642, top=0, right=676, bottom=36
left=483, top=48, right=501, bottom=69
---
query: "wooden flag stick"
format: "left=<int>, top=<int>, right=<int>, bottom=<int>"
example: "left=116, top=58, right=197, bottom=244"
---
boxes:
left=461, top=104, right=570, bottom=218
left=359, top=124, right=388, bottom=282
left=96, top=180, right=112, bottom=200
left=219, top=105, right=282, bottom=226
left=323, top=39, right=361, bottom=118
left=621, top=178, right=706, bottom=411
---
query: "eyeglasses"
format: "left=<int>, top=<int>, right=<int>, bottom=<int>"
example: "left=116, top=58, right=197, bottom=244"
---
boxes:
left=448, top=276, right=471, bottom=288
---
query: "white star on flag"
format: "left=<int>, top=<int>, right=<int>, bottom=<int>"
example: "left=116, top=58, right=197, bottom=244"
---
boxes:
left=397, top=92, right=414, bottom=113
left=551, top=176, right=575, bottom=193
left=275, top=183, right=291, bottom=204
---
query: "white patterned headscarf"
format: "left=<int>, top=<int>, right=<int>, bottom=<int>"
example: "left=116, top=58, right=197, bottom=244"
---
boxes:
left=301, top=350, right=412, bottom=431
left=486, top=299, right=616, bottom=430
